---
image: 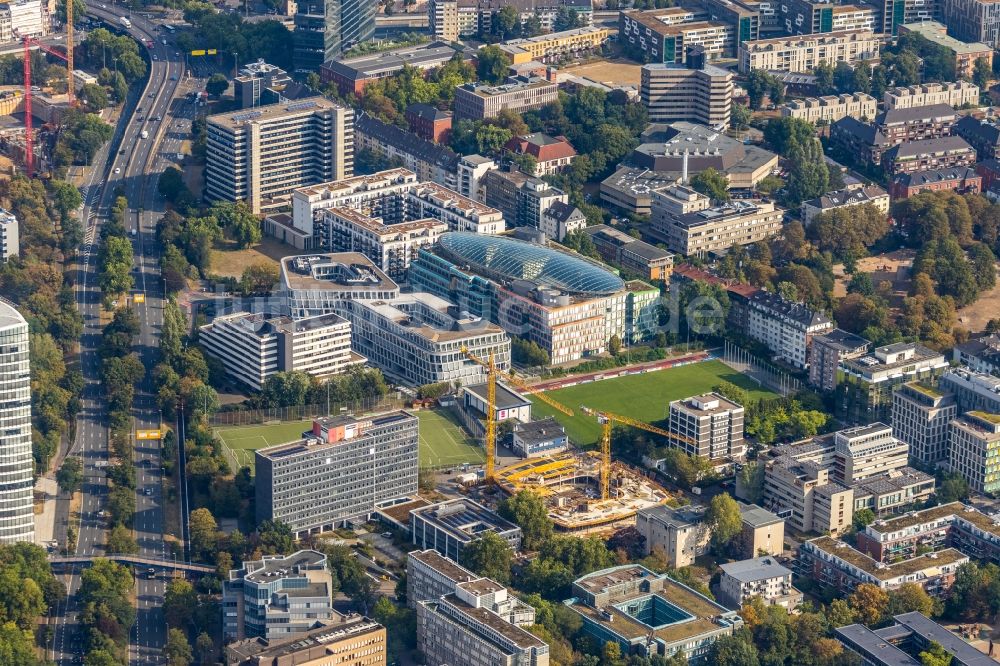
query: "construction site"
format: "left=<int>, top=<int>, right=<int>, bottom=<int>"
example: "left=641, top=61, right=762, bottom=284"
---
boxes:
left=493, top=451, right=673, bottom=532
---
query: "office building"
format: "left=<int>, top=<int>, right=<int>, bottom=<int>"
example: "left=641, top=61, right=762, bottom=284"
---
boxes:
left=890, top=166, right=982, bottom=199
left=481, top=168, right=568, bottom=230
left=0, top=299, right=32, bottom=544
left=496, top=26, right=610, bottom=64
left=320, top=41, right=468, bottom=97
left=0, top=1, right=45, bottom=43
left=255, top=412, right=419, bottom=537
left=739, top=504, right=785, bottom=558
left=939, top=367, right=1000, bottom=414
left=656, top=199, right=785, bottom=258
left=222, top=550, right=336, bottom=641
left=410, top=233, right=660, bottom=363
left=635, top=504, right=711, bottom=567
left=801, top=184, right=889, bottom=225
left=224, top=616, right=387, bottom=666
left=338, top=293, right=511, bottom=387
left=837, top=612, right=997, bottom=666
left=511, top=418, right=569, bottom=458
left=640, top=57, right=734, bottom=127
left=406, top=103, right=452, bottom=144
left=0, top=209, right=18, bottom=261
left=700, top=0, right=763, bottom=41
left=781, top=93, right=878, bottom=125
left=233, top=60, right=292, bottom=109
left=739, top=30, right=879, bottom=73
left=540, top=200, right=587, bottom=242
left=718, top=557, right=802, bottom=610
left=892, top=382, right=957, bottom=465
left=808, top=329, right=871, bottom=392
left=746, top=290, right=833, bottom=370
left=837, top=342, right=949, bottom=424
left=885, top=81, right=981, bottom=110
left=898, top=21, right=993, bottom=78
left=205, top=98, right=353, bottom=214
left=583, top=225, right=674, bottom=281
left=410, top=498, right=522, bottom=562
left=667, top=392, right=746, bottom=462
left=354, top=115, right=460, bottom=190
left=882, top=136, right=977, bottom=176
left=199, top=312, right=357, bottom=391
left=941, top=0, right=1000, bottom=48
left=453, top=77, right=559, bottom=121
left=856, top=501, right=1000, bottom=564
left=565, top=565, right=743, bottom=663
left=800, top=536, right=967, bottom=595
left=280, top=253, right=400, bottom=318
left=292, top=0, right=375, bottom=70
left=503, top=133, right=577, bottom=177
left=949, top=412, right=1000, bottom=494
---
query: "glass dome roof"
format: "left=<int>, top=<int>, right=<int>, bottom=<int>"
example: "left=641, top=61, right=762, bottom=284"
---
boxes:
left=438, top=232, right=625, bottom=296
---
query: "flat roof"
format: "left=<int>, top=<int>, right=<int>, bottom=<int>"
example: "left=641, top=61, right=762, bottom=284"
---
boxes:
left=240, top=550, right=326, bottom=583
left=434, top=594, right=546, bottom=649
left=807, top=537, right=967, bottom=580
left=280, top=253, right=397, bottom=292
left=720, top=557, right=792, bottom=583
left=835, top=624, right=919, bottom=666
left=464, top=382, right=532, bottom=411
left=901, top=21, right=992, bottom=54
left=886, top=612, right=999, bottom=666
left=411, top=498, right=520, bottom=543
left=224, top=617, right=384, bottom=662
left=408, top=549, right=478, bottom=585
left=208, top=96, right=345, bottom=130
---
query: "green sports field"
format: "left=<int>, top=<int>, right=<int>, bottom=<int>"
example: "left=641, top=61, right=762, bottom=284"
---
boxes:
left=530, top=359, right=776, bottom=447
left=417, top=409, right=485, bottom=469
left=215, top=420, right=313, bottom=472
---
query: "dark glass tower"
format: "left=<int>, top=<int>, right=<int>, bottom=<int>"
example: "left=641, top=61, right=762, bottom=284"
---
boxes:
left=293, top=0, right=376, bottom=72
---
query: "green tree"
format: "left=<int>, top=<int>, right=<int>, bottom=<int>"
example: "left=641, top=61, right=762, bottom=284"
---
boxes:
left=195, top=632, right=214, bottom=664
left=853, top=507, right=876, bottom=531
left=239, top=262, right=280, bottom=295
left=690, top=167, right=729, bottom=202
left=731, top=103, right=752, bottom=131
left=57, top=456, right=83, bottom=493
left=937, top=472, right=971, bottom=503
left=888, top=582, right=937, bottom=618
left=706, top=492, right=742, bottom=551
left=107, top=485, right=135, bottom=526
left=0, top=622, right=45, bottom=665
left=848, top=583, right=888, bottom=627
left=608, top=334, right=622, bottom=356
left=763, top=117, right=815, bottom=154
left=79, top=83, right=108, bottom=113
left=165, top=627, right=193, bottom=666
left=475, top=124, right=513, bottom=156
left=497, top=490, right=552, bottom=551
left=737, top=461, right=765, bottom=504
left=784, top=138, right=829, bottom=206
left=709, top=633, right=760, bottom=666
left=462, top=531, right=512, bottom=584
left=189, top=507, right=218, bottom=560
left=477, top=45, right=511, bottom=84
left=106, top=525, right=138, bottom=555
left=164, top=578, right=197, bottom=628
left=974, top=57, right=992, bottom=90
left=920, top=641, right=953, bottom=666
left=206, top=73, right=229, bottom=97
left=212, top=201, right=261, bottom=248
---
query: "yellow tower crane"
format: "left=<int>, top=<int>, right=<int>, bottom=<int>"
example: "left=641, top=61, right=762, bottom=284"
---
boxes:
left=580, top=407, right=695, bottom=501
left=460, top=347, right=573, bottom=482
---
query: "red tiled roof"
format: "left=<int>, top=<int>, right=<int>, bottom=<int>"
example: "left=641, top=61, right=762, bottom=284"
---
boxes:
left=506, top=133, right=577, bottom=163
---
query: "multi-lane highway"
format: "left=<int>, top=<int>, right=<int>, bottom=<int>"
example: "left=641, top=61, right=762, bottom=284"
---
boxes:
left=52, top=5, right=195, bottom=664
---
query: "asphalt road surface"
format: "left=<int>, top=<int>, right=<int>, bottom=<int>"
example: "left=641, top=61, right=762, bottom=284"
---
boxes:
left=50, top=5, right=195, bottom=664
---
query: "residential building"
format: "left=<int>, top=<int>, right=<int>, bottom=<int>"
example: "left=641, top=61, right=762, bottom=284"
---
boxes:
left=800, top=536, right=967, bottom=595
left=882, top=136, right=977, bottom=175
left=809, top=329, right=871, bottom=392
left=718, top=557, right=802, bottom=610
left=781, top=93, right=878, bottom=125
left=290, top=168, right=419, bottom=237
left=457, top=154, right=496, bottom=202
left=406, top=103, right=453, bottom=144
left=867, top=0, right=940, bottom=35
left=763, top=452, right=855, bottom=535
left=481, top=168, right=567, bottom=230
left=955, top=114, right=1000, bottom=159
left=640, top=56, right=734, bottom=127
left=224, top=616, right=387, bottom=666
left=890, top=166, right=982, bottom=199
left=800, top=184, right=888, bottom=225
left=700, top=0, right=763, bottom=42
left=941, top=0, right=1000, bottom=48
left=292, top=0, right=375, bottom=70
left=280, top=253, right=400, bottom=318
left=564, top=565, right=743, bottom=663
left=655, top=199, right=785, bottom=258
left=855, top=501, right=1000, bottom=564
left=496, top=26, right=610, bottom=64
left=255, top=412, right=419, bottom=537
left=233, top=60, right=292, bottom=109
left=354, top=115, right=460, bottom=190
left=892, top=382, right=958, bottom=465
left=583, top=224, right=675, bottom=281
left=428, top=0, right=462, bottom=40
left=938, top=367, right=1000, bottom=413
left=739, top=30, right=880, bottom=73
left=898, top=21, right=993, bottom=78
left=409, top=233, right=661, bottom=363
left=199, top=312, right=357, bottom=391
left=778, top=0, right=876, bottom=33
left=635, top=505, right=711, bottom=567
left=319, top=42, right=468, bottom=97
left=0, top=299, right=32, bottom=543
left=876, top=103, right=958, bottom=143
left=746, top=290, right=833, bottom=370
left=739, top=504, right=786, bottom=558
left=837, top=612, right=998, bottom=666
left=205, top=98, right=354, bottom=214
left=503, top=133, right=577, bottom=177
left=428, top=0, right=593, bottom=40
left=667, top=392, right=746, bottom=462
left=453, top=77, right=560, bottom=121
left=953, top=333, right=1000, bottom=376
left=0, top=209, right=18, bottom=261
left=884, top=81, right=981, bottom=110
left=539, top=200, right=587, bottom=242
left=949, top=412, right=1000, bottom=494
left=837, top=342, right=949, bottom=425
left=410, top=498, right=522, bottom=562
left=619, top=9, right=735, bottom=63
left=511, top=418, right=569, bottom=458
left=222, top=550, right=336, bottom=641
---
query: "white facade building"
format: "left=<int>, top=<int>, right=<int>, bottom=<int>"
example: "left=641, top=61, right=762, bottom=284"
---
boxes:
left=0, top=209, right=18, bottom=261
left=718, top=557, right=802, bottom=610
left=746, top=290, right=833, bottom=369
left=0, top=299, right=33, bottom=543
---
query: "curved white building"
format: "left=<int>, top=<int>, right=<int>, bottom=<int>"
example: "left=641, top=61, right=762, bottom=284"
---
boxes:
left=0, top=299, right=32, bottom=543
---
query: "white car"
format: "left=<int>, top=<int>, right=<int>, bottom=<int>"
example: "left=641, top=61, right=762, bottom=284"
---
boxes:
left=113, top=167, right=121, bottom=174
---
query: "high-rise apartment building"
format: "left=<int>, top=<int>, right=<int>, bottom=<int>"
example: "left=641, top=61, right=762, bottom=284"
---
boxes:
left=0, top=209, right=18, bottom=261
left=667, top=392, right=746, bottom=462
left=205, top=97, right=353, bottom=214
left=293, top=0, right=375, bottom=71
left=0, top=299, right=32, bottom=543
left=892, top=382, right=957, bottom=465
left=428, top=0, right=461, bottom=40
left=255, top=412, right=419, bottom=537
left=941, top=0, right=1000, bottom=47
left=746, top=290, right=833, bottom=370
left=808, top=329, right=870, bottom=392
left=949, top=412, right=1000, bottom=494
left=640, top=55, right=733, bottom=127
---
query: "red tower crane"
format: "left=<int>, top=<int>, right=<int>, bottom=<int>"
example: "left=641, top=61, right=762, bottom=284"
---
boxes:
left=21, top=36, right=71, bottom=176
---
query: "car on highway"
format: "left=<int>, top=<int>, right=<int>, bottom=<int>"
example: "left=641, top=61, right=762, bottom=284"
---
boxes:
left=149, top=92, right=154, bottom=98
left=169, top=75, right=177, bottom=80
left=113, top=167, right=120, bottom=174
left=144, top=487, right=152, bottom=495
left=146, top=568, right=156, bottom=578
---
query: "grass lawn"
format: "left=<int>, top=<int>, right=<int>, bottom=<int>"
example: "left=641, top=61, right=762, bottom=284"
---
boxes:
left=215, top=420, right=313, bottom=472
left=530, top=359, right=776, bottom=447
left=417, top=409, right=485, bottom=469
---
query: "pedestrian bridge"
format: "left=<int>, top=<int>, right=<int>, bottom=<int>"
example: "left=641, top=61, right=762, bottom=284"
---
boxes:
left=49, top=555, right=214, bottom=574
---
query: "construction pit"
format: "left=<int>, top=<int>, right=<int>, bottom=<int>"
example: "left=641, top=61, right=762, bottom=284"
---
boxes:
left=494, top=451, right=674, bottom=532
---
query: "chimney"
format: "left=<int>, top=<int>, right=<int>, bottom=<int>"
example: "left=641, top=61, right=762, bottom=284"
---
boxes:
left=682, top=149, right=689, bottom=183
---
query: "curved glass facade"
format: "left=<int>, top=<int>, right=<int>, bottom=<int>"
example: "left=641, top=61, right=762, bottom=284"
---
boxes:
left=438, top=232, right=625, bottom=296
